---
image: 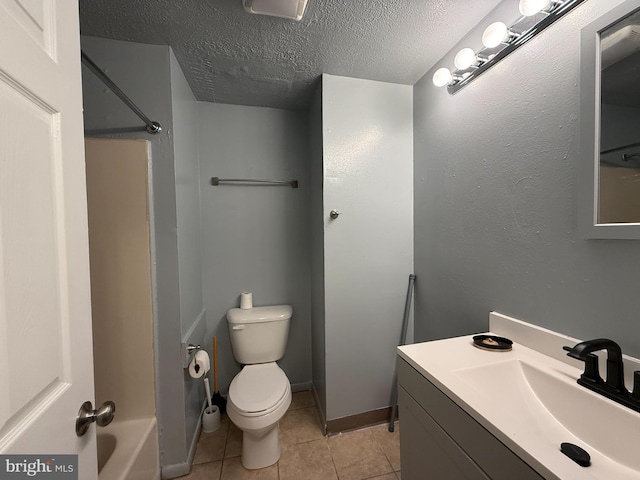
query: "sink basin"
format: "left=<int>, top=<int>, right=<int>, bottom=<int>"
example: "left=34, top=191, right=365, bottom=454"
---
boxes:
left=398, top=318, right=640, bottom=480
left=455, top=358, right=640, bottom=472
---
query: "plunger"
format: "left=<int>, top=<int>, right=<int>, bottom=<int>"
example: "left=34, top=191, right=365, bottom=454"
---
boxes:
left=211, top=336, right=227, bottom=413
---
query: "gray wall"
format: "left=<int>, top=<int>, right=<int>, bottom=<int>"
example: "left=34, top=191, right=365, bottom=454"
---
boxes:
left=81, top=36, right=202, bottom=475
left=320, top=75, right=414, bottom=421
left=413, top=0, right=640, bottom=358
left=170, top=51, right=204, bottom=337
left=198, top=103, right=312, bottom=395
left=309, top=84, right=327, bottom=422
left=169, top=51, right=206, bottom=460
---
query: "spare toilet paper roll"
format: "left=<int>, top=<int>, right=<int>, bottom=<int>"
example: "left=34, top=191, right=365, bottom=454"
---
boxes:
left=188, top=350, right=210, bottom=379
left=240, top=292, right=253, bottom=310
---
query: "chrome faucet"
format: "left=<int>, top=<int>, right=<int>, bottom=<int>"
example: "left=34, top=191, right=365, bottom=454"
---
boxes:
left=564, top=339, right=640, bottom=413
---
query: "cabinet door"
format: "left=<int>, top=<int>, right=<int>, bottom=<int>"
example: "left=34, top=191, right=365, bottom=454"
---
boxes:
left=398, top=359, right=545, bottom=480
left=399, top=387, right=490, bottom=480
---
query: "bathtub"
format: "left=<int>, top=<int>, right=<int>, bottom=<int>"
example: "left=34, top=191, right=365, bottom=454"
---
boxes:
left=97, top=418, right=160, bottom=480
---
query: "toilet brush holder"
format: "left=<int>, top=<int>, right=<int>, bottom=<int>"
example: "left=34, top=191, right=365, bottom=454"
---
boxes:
left=202, top=405, right=221, bottom=433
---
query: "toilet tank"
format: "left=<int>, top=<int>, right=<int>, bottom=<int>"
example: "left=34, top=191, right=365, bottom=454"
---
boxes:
left=227, top=305, right=292, bottom=364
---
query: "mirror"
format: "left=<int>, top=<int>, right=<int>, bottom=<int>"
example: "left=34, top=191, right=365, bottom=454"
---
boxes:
left=580, top=0, right=640, bottom=239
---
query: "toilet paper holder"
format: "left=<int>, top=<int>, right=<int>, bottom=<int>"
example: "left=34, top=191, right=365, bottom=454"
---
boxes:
left=182, top=343, right=202, bottom=368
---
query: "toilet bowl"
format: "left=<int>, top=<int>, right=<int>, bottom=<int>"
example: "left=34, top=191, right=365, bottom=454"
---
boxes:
left=226, top=304, right=293, bottom=469
left=226, top=362, right=292, bottom=469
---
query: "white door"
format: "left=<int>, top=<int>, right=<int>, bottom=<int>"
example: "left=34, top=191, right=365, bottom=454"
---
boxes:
left=0, top=0, right=97, bottom=476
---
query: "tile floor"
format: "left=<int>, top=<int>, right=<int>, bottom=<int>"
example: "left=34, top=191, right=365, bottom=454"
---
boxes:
left=184, top=390, right=401, bottom=480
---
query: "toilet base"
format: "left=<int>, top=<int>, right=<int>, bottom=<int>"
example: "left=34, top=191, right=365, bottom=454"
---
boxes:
left=241, top=423, right=280, bottom=469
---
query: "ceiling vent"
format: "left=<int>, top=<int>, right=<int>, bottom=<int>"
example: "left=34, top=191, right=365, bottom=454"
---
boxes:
left=242, top=0, right=309, bottom=21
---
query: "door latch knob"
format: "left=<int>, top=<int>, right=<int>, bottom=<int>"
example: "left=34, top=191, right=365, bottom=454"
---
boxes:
left=76, top=400, right=116, bottom=436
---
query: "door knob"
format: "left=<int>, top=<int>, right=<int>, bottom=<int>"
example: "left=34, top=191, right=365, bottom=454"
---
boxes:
left=76, top=400, right=116, bottom=436
left=330, top=209, right=340, bottom=219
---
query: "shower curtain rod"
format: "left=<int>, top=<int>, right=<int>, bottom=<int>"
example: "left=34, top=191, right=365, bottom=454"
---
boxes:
left=81, top=51, right=162, bottom=135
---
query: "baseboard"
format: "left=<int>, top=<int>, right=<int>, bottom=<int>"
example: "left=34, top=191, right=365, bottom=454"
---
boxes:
left=161, top=461, right=190, bottom=479
left=291, top=381, right=312, bottom=393
left=311, top=384, right=327, bottom=435
left=326, top=406, right=397, bottom=435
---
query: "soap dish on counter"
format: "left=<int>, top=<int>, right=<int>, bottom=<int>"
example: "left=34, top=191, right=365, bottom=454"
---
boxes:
left=472, top=335, right=513, bottom=351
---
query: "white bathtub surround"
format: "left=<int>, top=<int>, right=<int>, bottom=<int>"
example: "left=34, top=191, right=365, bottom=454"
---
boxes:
left=97, top=418, right=160, bottom=480
left=398, top=312, right=640, bottom=480
left=86, top=138, right=160, bottom=479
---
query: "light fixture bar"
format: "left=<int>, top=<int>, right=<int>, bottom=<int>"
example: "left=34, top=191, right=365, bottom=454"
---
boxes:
left=441, top=0, right=586, bottom=94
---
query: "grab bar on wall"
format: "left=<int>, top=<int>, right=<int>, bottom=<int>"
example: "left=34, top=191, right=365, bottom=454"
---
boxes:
left=81, top=51, right=162, bottom=135
left=210, top=177, right=299, bottom=188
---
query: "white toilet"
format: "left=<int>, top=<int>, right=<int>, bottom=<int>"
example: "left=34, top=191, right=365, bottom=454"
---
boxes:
left=226, top=304, right=293, bottom=469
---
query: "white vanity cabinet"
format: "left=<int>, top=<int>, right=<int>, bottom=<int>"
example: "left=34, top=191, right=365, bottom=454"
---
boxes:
left=398, top=357, right=545, bottom=480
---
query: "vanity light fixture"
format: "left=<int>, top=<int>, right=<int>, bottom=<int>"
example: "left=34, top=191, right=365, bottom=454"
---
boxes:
left=432, top=67, right=454, bottom=87
left=432, top=0, right=587, bottom=93
left=454, top=48, right=480, bottom=69
left=519, top=0, right=553, bottom=16
left=482, top=22, right=520, bottom=48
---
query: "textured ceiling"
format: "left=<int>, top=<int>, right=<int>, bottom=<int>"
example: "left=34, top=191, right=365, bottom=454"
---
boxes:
left=79, top=0, right=503, bottom=110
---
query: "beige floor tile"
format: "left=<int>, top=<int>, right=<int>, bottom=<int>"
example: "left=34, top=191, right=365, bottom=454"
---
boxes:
left=193, top=420, right=230, bottom=465
left=366, top=474, right=398, bottom=480
left=279, top=406, right=324, bottom=445
left=220, top=457, right=278, bottom=480
left=367, top=422, right=401, bottom=471
left=289, top=390, right=315, bottom=410
left=184, top=460, right=222, bottom=479
left=328, top=429, right=393, bottom=480
left=396, top=471, right=401, bottom=479
left=278, top=438, right=338, bottom=480
left=225, top=421, right=243, bottom=458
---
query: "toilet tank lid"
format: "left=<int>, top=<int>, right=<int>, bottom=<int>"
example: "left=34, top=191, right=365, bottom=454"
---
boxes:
left=227, top=305, right=292, bottom=324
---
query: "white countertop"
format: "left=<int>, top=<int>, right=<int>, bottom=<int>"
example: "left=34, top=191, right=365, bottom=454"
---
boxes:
left=398, top=312, right=640, bottom=480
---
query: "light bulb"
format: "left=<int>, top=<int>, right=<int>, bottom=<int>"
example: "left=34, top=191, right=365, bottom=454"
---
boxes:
left=482, top=22, right=509, bottom=48
left=519, top=0, right=552, bottom=16
left=432, top=67, right=452, bottom=87
left=454, top=48, right=477, bottom=70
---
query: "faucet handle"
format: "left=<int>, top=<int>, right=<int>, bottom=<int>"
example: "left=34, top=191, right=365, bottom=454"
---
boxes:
left=582, top=353, right=603, bottom=384
left=632, top=371, right=640, bottom=400
left=564, top=346, right=603, bottom=384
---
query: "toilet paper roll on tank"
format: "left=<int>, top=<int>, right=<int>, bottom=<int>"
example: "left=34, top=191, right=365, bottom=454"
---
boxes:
left=188, top=350, right=210, bottom=379
left=240, top=292, right=253, bottom=310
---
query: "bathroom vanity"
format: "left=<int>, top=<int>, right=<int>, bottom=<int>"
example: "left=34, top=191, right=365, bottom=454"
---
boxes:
left=397, top=357, right=544, bottom=479
left=397, top=312, right=640, bottom=480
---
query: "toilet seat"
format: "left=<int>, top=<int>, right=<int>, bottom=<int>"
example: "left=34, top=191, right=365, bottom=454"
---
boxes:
left=229, top=363, right=289, bottom=417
